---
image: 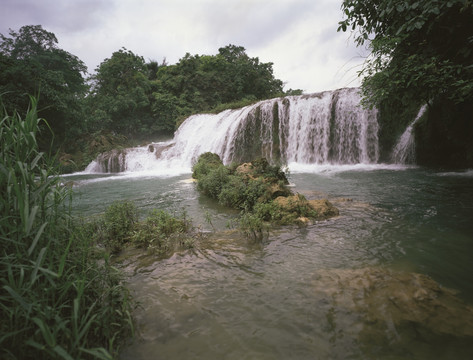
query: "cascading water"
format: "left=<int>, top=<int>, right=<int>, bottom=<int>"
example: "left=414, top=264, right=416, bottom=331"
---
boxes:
left=84, top=88, right=379, bottom=174
left=391, top=105, right=428, bottom=164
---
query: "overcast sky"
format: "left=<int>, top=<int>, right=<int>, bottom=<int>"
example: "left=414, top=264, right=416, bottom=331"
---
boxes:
left=0, top=0, right=369, bottom=93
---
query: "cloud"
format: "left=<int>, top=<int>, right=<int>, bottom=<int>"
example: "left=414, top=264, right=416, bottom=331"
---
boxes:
left=1, top=0, right=113, bottom=33
left=0, top=0, right=367, bottom=92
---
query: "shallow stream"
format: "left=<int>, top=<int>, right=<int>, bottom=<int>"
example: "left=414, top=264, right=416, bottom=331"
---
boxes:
left=69, top=166, right=473, bottom=359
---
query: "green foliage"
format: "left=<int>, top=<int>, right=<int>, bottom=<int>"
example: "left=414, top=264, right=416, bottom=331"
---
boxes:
left=132, top=210, right=193, bottom=254
left=218, top=175, right=249, bottom=209
left=84, top=202, right=195, bottom=256
left=238, top=212, right=269, bottom=242
left=192, top=153, right=323, bottom=240
left=218, top=175, right=268, bottom=211
left=151, top=92, right=188, bottom=133
left=250, top=157, right=289, bottom=184
left=0, top=25, right=87, bottom=149
left=155, top=45, right=283, bottom=114
left=82, top=44, right=287, bottom=141
left=0, top=98, right=133, bottom=359
left=338, top=0, right=473, bottom=106
left=150, top=44, right=285, bottom=126
left=197, top=164, right=230, bottom=199
left=252, top=201, right=284, bottom=222
left=252, top=195, right=318, bottom=225
left=87, top=48, right=154, bottom=135
left=94, top=200, right=139, bottom=254
left=192, top=152, right=224, bottom=179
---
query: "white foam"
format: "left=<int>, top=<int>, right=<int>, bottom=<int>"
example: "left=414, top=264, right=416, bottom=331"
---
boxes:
left=436, top=169, right=473, bottom=177
left=288, top=162, right=416, bottom=174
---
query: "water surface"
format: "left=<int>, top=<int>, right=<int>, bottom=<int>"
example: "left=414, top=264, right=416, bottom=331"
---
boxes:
left=69, top=167, right=473, bottom=359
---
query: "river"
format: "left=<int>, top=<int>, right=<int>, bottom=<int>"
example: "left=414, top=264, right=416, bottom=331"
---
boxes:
left=69, top=165, right=473, bottom=359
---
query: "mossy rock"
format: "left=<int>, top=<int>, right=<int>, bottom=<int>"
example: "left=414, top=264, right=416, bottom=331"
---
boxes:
left=274, top=195, right=339, bottom=221
left=308, top=199, right=339, bottom=220
left=235, top=158, right=289, bottom=185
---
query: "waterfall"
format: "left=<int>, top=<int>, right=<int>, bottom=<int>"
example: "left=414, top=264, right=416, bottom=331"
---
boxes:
left=391, top=105, right=427, bottom=164
left=84, top=88, right=379, bottom=174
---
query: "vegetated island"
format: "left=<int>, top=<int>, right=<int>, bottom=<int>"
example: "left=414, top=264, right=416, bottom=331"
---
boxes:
left=191, top=152, right=339, bottom=240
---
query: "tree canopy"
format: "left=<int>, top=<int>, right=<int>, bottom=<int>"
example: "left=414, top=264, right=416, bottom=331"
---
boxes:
left=88, top=44, right=286, bottom=135
left=1, top=25, right=293, bottom=168
left=0, top=25, right=87, bottom=146
left=87, top=48, right=153, bottom=134
left=338, top=0, right=473, bottom=106
left=154, top=45, right=283, bottom=114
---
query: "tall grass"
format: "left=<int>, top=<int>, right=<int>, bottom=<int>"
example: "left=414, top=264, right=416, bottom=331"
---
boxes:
left=0, top=97, right=133, bottom=359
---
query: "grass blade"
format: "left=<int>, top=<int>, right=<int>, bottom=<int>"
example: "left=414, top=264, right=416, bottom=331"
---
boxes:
left=28, top=222, right=48, bottom=256
left=53, top=345, right=75, bottom=360
left=32, top=317, right=55, bottom=348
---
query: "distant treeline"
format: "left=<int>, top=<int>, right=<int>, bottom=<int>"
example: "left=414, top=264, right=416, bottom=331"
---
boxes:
left=0, top=25, right=301, bottom=157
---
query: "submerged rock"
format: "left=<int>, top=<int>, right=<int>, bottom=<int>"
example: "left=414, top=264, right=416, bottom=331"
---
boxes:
left=312, top=267, right=473, bottom=338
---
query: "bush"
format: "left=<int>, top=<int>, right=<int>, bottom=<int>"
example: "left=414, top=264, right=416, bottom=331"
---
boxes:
left=245, top=157, right=289, bottom=184
left=132, top=209, right=193, bottom=254
left=101, top=200, right=138, bottom=253
left=192, top=152, right=224, bottom=179
left=218, top=175, right=248, bottom=208
left=253, top=201, right=284, bottom=222
left=197, top=164, right=229, bottom=199
left=238, top=212, right=269, bottom=242
left=242, top=177, right=268, bottom=211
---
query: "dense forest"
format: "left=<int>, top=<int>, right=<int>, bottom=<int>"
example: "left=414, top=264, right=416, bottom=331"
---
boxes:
left=0, top=25, right=300, bottom=171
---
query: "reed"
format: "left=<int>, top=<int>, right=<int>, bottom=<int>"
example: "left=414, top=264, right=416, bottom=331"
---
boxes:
left=0, top=97, right=133, bottom=359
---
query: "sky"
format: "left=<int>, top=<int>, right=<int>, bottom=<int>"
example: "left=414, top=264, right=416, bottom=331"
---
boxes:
left=0, top=0, right=370, bottom=93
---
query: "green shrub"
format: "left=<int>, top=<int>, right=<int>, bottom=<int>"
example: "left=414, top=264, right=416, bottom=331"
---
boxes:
left=242, top=177, right=268, bottom=211
left=245, top=157, right=289, bottom=184
left=218, top=175, right=247, bottom=208
left=288, top=193, right=318, bottom=218
left=192, top=152, right=224, bottom=179
left=197, top=165, right=229, bottom=199
left=238, top=212, right=268, bottom=242
left=132, top=209, right=193, bottom=254
left=217, top=173, right=268, bottom=211
left=101, top=200, right=138, bottom=253
left=253, top=201, right=284, bottom=222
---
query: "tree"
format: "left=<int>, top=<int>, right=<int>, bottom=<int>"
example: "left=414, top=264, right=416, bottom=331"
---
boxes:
left=0, top=25, right=87, bottom=147
left=338, top=0, right=473, bottom=106
left=155, top=45, right=284, bottom=114
left=151, top=92, right=187, bottom=133
left=217, top=44, right=283, bottom=101
left=88, top=48, right=154, bottom=134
